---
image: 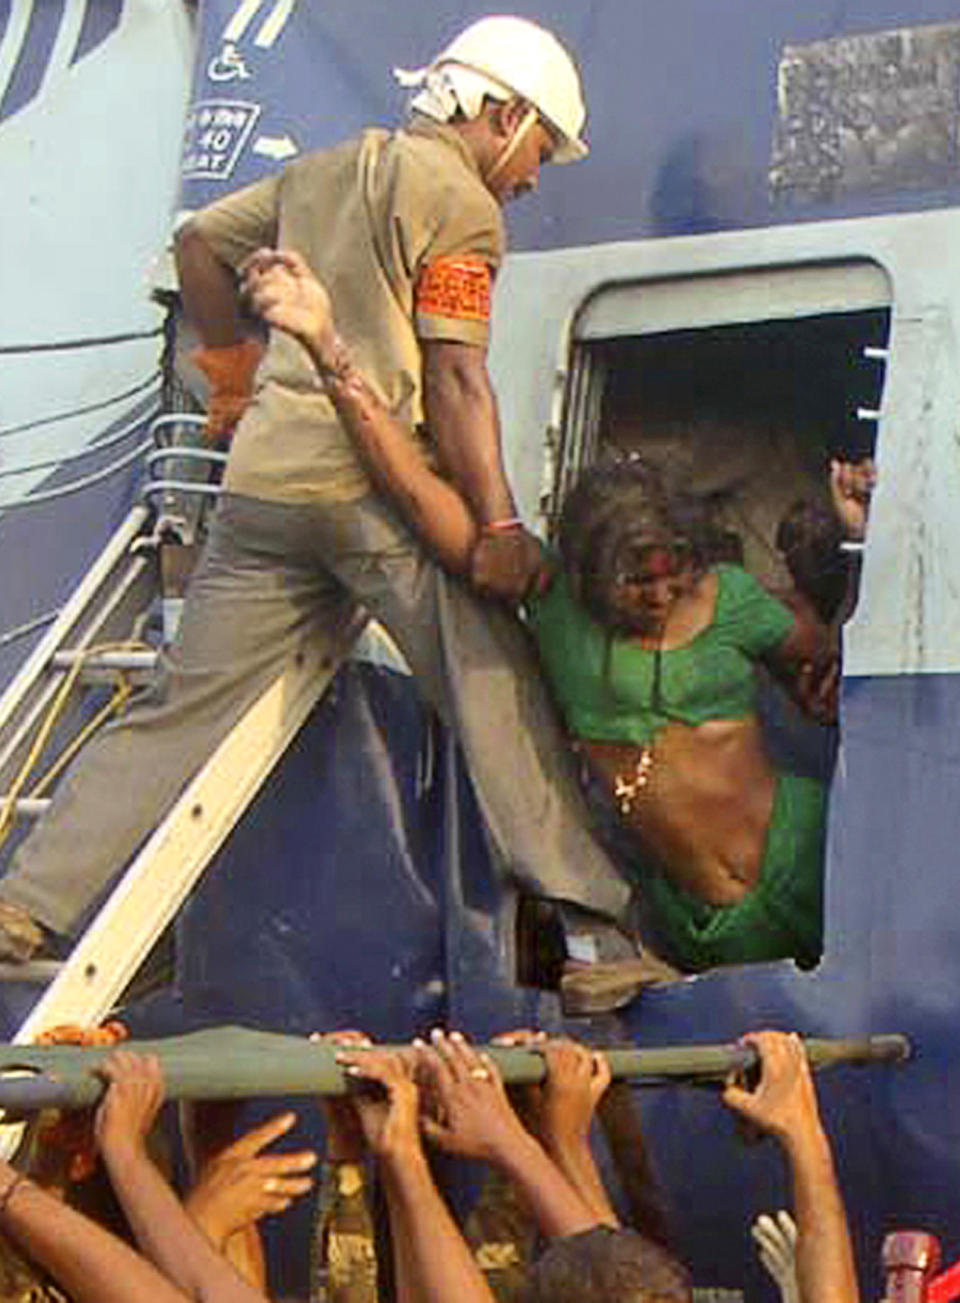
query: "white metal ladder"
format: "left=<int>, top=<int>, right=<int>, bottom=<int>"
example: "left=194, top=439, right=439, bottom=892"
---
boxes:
left=0, top=417, right=369, bottom=1044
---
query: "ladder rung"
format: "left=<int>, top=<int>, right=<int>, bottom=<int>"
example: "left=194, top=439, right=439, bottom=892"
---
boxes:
left=50, top=650, right=158, bottom=673
left=0, top=960, right=63, bottom=984
left=1, top=798, right=51, bottom=817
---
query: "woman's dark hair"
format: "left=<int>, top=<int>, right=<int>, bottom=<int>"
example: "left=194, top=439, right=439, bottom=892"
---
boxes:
left=776, top=497, right=846, bottom=622
left=525, top=1226, right=692, bottom=1303
left=557, top=459, right=705, bottom=631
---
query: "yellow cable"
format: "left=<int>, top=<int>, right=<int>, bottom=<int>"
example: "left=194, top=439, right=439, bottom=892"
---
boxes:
left=0, top=641, right=149, bottom=852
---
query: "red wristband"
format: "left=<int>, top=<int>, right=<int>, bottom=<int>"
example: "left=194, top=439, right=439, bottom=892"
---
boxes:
left=482, top=517, right=523, bottom=533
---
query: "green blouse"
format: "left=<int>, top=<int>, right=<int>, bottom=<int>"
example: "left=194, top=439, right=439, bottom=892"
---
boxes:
left=527, top=563, right=795, bottom=747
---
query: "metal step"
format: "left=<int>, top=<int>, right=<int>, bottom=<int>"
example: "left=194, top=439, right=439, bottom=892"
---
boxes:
left=0, top=961, right=62, bottom=984
left=50, top=650, right=158, bottom=672
left=0, top=798, right=51, bottom=817
left=50, top=648, right=159, bottom=685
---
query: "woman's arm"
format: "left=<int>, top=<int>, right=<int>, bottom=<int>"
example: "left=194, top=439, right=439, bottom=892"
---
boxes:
left=241, top=249, right=478, bottom=573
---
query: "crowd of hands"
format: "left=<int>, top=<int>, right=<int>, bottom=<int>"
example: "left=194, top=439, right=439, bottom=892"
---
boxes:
left=0, top=1024, right=852, bottom=1303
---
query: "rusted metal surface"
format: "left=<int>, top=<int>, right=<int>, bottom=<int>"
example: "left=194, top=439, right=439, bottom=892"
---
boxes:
left=772, top=23, right=960, bottom=204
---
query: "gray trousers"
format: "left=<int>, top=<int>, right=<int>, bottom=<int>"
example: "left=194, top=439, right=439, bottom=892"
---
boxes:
left=2, top=492, right=632, bottom=935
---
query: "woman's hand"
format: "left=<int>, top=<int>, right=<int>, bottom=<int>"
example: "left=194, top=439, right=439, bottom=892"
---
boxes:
left=311, top=1030, right=372, bottom=1162
left=537, top=1039, right=611, bottom=1151
left=829, top=457, right=875, bottom=542
left=416, top=1030, right=526, bottom=1163
left=240, top=248, right=334, bottom=358
left=94, top=1051, right=165, bottom=1163
left=184, top=1112, right=316, bottom=1247
left=335, top=1048, right=420, bottom=1162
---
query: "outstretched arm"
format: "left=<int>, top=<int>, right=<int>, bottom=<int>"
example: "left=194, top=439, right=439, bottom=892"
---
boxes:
left=336, top=1046, right=498, bottom=1303
left=417, top=1030, right=600, bottom=1240
left=724, top=1032, right=859, bottom=1303
left=242, top=249, right=549, bottom=602
left=243, top=249, right=478, bottom=573
left=421, top=340, right=547, bottom=601
left=494, top=1031, right=618, bottom=1226
left=0, top=1162, right=195, bottom=1303
left=176, top=222, right=248, bottom=348
left=96, top=1051, right=270, bottom=1303
left=183, top=1107, right=316, bottom=1288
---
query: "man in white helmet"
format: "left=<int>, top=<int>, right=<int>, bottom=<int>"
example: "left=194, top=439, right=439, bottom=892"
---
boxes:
left=0, top=17, right=641, bottom=1003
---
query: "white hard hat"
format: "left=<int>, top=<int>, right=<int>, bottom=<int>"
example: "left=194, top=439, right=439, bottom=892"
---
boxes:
left=419, top=15, right=588, bottom=163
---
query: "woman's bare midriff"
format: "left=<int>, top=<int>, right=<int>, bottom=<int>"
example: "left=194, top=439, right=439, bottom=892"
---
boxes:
left=580, top=717, right=777, bottom=907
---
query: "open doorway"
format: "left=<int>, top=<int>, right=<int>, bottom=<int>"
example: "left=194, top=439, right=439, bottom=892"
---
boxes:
left=547, top=268, right=890, bottom=971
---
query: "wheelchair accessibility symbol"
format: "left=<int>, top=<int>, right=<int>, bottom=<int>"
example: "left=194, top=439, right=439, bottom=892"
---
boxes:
left=208, top=42, right=251, bottom=83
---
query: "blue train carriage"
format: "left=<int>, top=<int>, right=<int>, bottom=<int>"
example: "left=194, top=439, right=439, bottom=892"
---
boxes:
left=492, top=203, right=960, bottom=1290
left=4, top=1, right=960, bottom=1297
left=173, top=3, right=960, bottom=1294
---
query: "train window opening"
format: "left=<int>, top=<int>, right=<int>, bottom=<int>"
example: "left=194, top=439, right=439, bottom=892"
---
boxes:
left=551, top=295, right=891, bottom=975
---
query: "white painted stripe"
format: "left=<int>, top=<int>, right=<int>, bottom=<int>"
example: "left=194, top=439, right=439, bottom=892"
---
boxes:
left=44, top=0, right=86, bottom=88
left=0, top=0, right=36, bottom=113
left=254, top=0, right=296, bottom=49
left=223, top=0, right=265, bottom=44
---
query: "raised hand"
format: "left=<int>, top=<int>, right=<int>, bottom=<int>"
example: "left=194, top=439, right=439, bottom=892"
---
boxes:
left=184, top=1112, right=316, bottom=1246
left=723, top=1032, right=823, bottom=1152
left=94, top=1051, right=165, bottom=1161
left=493, top=1032, right=617, bottom=1227
left=310, top=1029, right=373, bottom=1162
left=539, top=1039, right=611, bottom=1148
left=415, top=1030, right=526, bottom=1163
left=753, top=1210, right=800, bottom=1303
left=240, top=247, right=334, bottom=358
left=829, top=457, right=876, bottom=542
left=334, top=1048, right=420, bottom=1161
left=491, top=1031, right=610, bottom=1147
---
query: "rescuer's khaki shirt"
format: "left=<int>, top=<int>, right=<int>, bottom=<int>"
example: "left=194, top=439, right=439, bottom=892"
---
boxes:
left=191, top=117, right=505, bottom=504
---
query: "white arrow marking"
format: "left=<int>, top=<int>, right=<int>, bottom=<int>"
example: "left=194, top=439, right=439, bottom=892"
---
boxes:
left=255, top=0, right=297, bottom=49
left=253, top=133, right=298, bottom=161
left=224, top=0, right=265, bottom=44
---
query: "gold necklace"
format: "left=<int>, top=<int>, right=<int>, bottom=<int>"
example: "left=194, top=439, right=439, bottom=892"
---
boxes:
left=611, top=633, right=663, bottom=817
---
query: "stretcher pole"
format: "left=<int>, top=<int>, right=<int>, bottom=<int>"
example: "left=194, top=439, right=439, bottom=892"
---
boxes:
left=0, top=1027, right=910, bottom=1113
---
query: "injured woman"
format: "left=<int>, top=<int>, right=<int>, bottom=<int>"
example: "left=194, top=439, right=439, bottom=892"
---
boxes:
left=241, top=249, right=839, bottom=973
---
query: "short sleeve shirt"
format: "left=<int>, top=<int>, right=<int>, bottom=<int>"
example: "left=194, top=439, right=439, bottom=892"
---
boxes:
left=526, top=564, right=795, bottom=745
left=190, top=117, right=505, bottom=504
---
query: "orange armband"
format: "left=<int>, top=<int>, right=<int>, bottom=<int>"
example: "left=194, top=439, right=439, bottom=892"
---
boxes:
left=415, top=256, right=493, bottom=324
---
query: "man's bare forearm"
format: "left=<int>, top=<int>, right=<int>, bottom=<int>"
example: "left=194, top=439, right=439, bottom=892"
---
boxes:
left=542, top=1133, right=619, bottom=1227
left=491, top=1128, right=600, bottom=1239
left=786, top=1125, right=859, bottom=1303
left=176, top=222, right=247, bottom=347
left=380, top=1146, right=498, bottom=1303
left=102, top=1142, right=268, bottom=1303
left=0, top=1172, right=194, bottom=1303
left=422, top=340, right=517, bottom=525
